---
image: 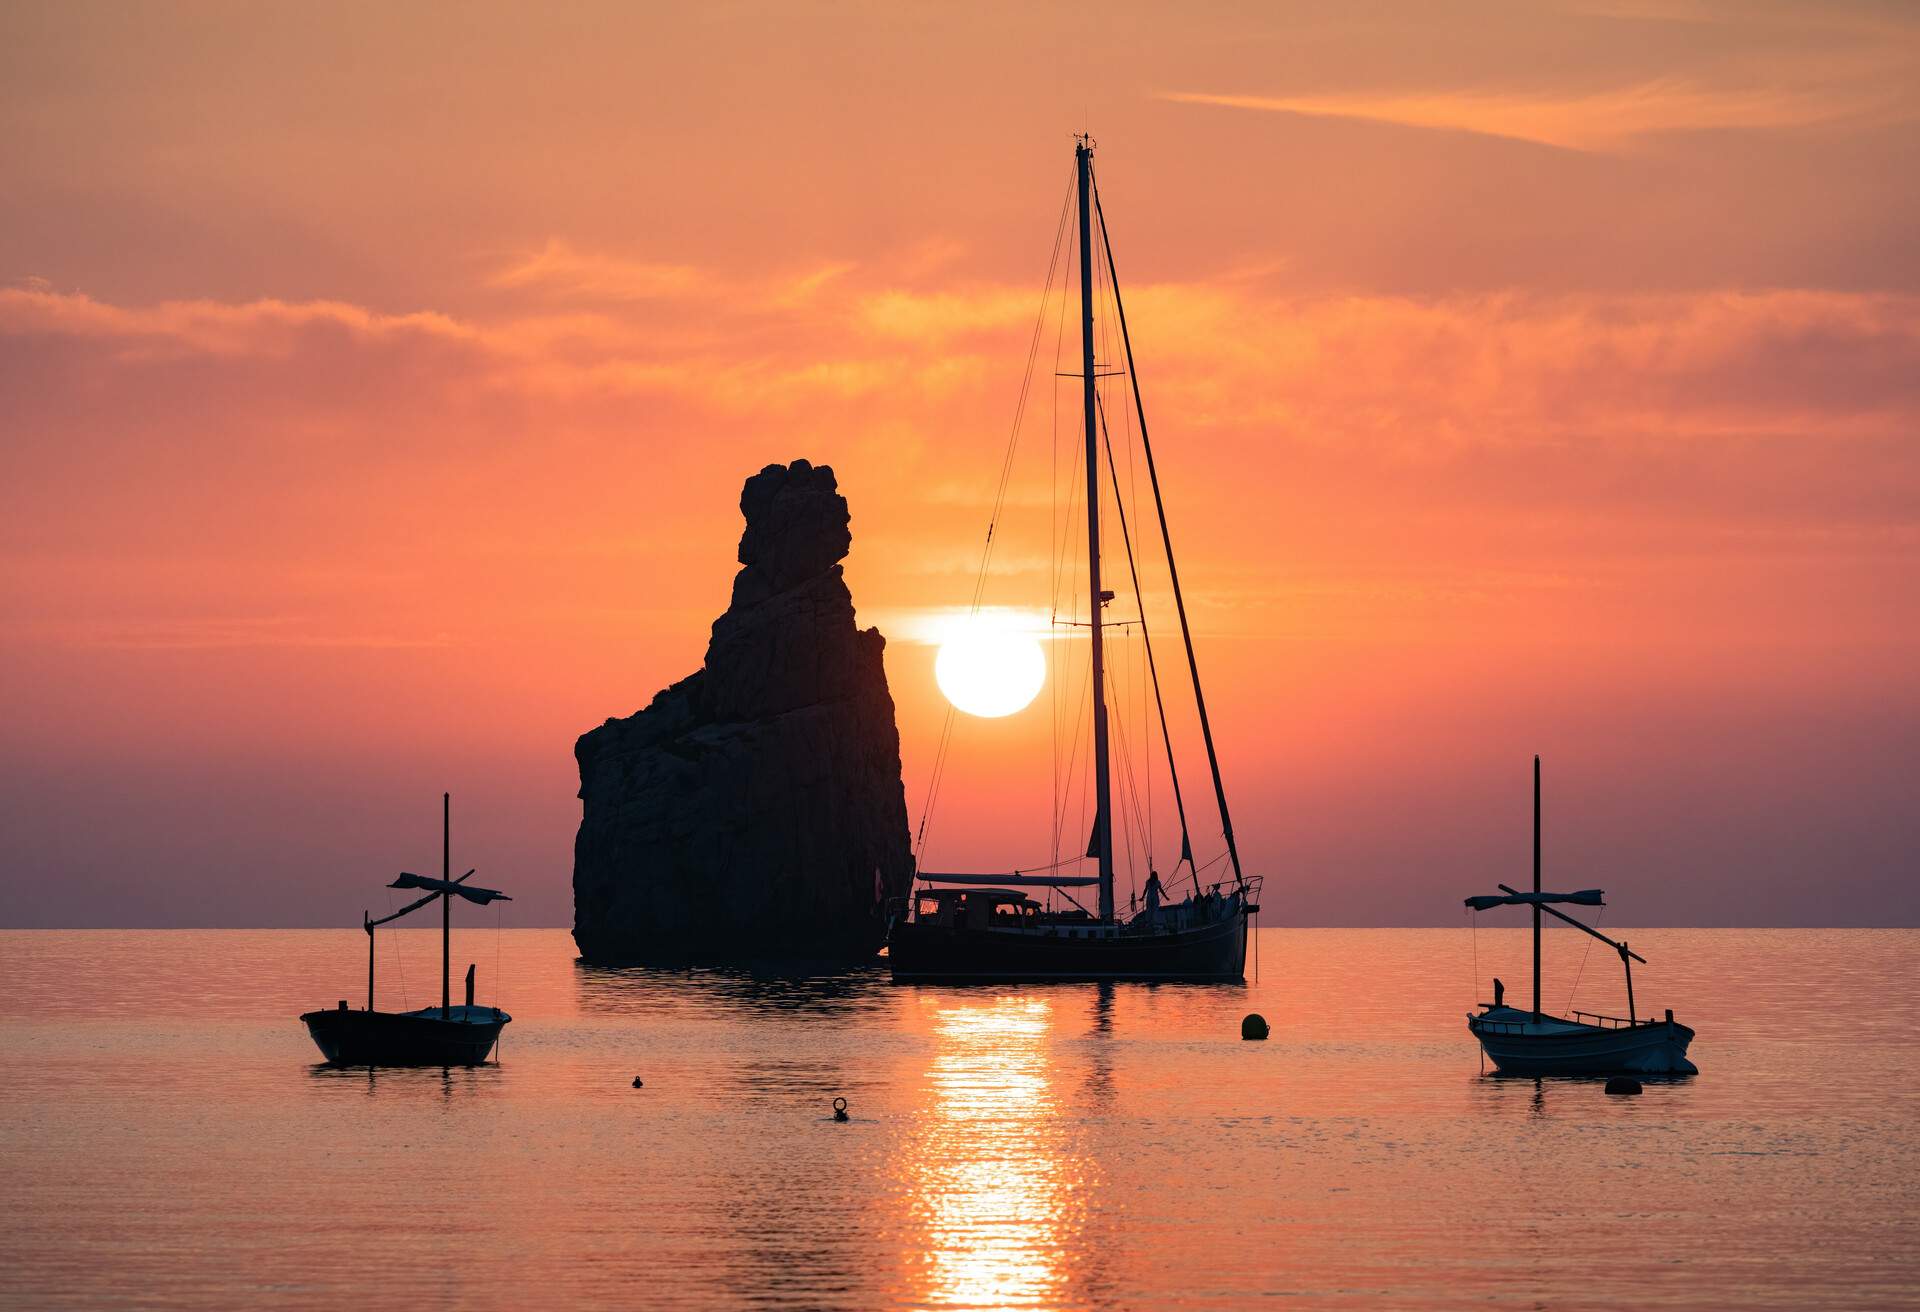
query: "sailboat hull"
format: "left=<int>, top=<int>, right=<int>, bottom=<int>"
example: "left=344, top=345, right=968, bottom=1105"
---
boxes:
left=888, top=911, right=1247, bottom=983
left=301, top=1005, right=510, bottom=1066
left=1468, top=1009, right=1697, bottom=1076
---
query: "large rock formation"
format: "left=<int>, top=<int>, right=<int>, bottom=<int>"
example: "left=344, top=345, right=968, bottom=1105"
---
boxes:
left=572, top=459, right=915, bottom=966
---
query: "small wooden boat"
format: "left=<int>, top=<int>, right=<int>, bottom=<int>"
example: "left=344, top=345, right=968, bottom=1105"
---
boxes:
left=1464, top=759, right=1697, bottom=1076
left=300, top=793, right=512, bottom=1066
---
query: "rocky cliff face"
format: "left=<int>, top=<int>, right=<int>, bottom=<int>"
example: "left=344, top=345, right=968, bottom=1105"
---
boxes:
left=572, top=459, right=914, bottom=966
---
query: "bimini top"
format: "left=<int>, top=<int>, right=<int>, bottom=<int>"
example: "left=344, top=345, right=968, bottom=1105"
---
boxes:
left=1463, top=888, right=1603, bottom=911
left=918, top=872, right=1101, bottom=888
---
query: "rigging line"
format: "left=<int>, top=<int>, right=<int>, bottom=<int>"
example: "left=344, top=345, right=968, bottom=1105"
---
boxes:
left=1013, top=853, right=1101, bottom=873
left=915, top=166, right=1075, bottom=863
left=1103, top=643, right=1155, bottom=879
left=1470, top=908, right=1479, bottom=1006
left=1103, top=659, right=1150, bottom=877
left=383, top=886, right=409, bottom=1012
left=1061, top=645, right=1092, bottom=863
left=977, top=166, right=1075, bottom=595
left=1096, top=390, right=1199, bottom=887
left=1094, top=163, right=1246, bottom=891
left=1049, top=211, right=1074, bottom=620
left=914, top=703, right=958, bottom=861
left=1075, top=684, right=1093, bottom=875
left=1059, top=228, right=1075, bottom=841
left=1050, top=629, right=1094, bottom=861
left=1049, top=210, right=1085, bottom=866
left=1121, top=289, right=1148, bottom=857
left=1565, top=902, right=1604, bottom=1016
left=1113, top=686, right=1138, bottom=891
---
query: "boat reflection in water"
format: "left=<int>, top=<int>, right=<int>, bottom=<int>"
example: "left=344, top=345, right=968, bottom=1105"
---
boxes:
left=900, top=995, right=1099, bottom=1310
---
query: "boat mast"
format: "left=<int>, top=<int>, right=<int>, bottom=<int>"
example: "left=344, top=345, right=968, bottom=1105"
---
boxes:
left=1532, top=757, right=1542, bottom=1019
left=442, top=791, right=451, bottom=1019
left=1077, top=136, right=1115, bottom=922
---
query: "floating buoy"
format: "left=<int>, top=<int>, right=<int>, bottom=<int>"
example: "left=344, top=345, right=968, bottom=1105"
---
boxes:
left=1241, top=1013, right=1270, bottom=1041
left=632, top=1076, right=644, bottom=1088
left=1605, top=1076, right=1643, bottom=1096
left=832, top=1097, right=849, bottom=1121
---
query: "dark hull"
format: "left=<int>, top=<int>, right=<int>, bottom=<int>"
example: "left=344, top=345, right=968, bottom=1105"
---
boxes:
left=301, top=1007, right=509, bottom=1066
left=1469, top=1016, right=1697, bottom=1076
left=888, top=913, right=1247, bottom=982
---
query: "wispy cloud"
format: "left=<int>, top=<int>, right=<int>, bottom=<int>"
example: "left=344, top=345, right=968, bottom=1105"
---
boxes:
left=29, top=616, right=453, bottom=651
left=1159, top=75, right=1910, bottom=152
left=489, top=239, right=706, bottom=300
left=0, top=287, right=480, bottom=358
left=489, top=238, right=855, bottom=308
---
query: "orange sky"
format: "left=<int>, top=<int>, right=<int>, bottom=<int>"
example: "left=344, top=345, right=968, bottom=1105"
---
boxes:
left=2, top=1, right=1915, bottom=926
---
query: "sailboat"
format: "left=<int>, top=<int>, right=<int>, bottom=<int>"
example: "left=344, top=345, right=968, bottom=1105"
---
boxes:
left=1464, top=758, right=1698, bottom=1075
left=886, top=137, right=1261, bottom=982
left=300, top=793, right=513, bottom=1066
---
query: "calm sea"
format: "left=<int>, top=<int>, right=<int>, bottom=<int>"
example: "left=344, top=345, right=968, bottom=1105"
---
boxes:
left=2, top=928, right=1915, bottom=1310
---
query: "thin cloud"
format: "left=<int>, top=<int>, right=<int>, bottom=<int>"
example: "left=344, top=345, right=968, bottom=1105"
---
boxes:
left=489, top=239, right=706, bottom=300
left=1159, top=77, right=1909, bottom=152
left=489, top=238, right=855, bottom=308
left=0, top=287, right=479, bottom=358
left=31, top=616, right=453, bottom=651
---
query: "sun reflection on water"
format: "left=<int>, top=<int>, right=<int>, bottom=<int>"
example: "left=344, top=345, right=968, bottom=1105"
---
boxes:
left=903, top=994, right=1092, bottom=1311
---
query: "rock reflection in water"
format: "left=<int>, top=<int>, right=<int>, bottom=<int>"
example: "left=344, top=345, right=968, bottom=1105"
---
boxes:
left=901, top=994, right=1097, bottom=1311
left=571, top=960, right=896, bottom=1019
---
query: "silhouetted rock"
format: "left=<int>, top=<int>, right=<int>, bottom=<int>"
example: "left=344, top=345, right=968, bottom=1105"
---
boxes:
left=572, top=459, right=914, bottom=967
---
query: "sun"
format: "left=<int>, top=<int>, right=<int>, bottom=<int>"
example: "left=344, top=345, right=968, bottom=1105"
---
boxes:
left=935, top=625, right=1046, bottom=718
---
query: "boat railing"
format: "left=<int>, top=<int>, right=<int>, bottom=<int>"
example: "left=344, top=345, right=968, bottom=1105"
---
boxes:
left=1474, top=1010, right=1661, bottom=1034
left=1474, top=1018, right=1529, bottom=1034
left=1569, top=1009, right=1649, bottom=1029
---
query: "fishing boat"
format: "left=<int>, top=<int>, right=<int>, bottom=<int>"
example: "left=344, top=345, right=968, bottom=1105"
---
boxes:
left=1464, top=758, right=1697, bottom=1075
left=886, top=137, right=1261, bottom=982
left=300, top=793, right=513, bottom=1066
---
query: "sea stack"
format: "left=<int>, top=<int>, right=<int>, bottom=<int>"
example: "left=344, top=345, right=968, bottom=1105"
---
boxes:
left=572, top=459, right=914, bottom=967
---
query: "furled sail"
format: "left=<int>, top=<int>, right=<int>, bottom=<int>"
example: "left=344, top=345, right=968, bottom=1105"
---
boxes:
left=390, top=873, right=513, bottom=906
left=1463, top=889, right=1603, bottom=911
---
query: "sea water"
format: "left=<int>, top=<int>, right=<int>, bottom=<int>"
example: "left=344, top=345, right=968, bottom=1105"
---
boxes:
left=2, top=927, right=1915, bottom=1309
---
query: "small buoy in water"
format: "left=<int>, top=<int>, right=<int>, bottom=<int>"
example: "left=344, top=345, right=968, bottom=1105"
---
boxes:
left=833, top=1097, right=849, bottom=1122
left=1241, top=1013, right=1270, bottom=1041
left=632, top=1077, right=644, bottom=1089
left=1605, top=1076, right=1643, bottom=1096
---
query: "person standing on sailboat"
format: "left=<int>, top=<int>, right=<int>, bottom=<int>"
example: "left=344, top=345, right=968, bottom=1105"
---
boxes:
left=1143, top=869, right=1166, bottom=924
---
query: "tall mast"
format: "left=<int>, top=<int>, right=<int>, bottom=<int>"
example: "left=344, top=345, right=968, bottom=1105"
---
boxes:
left=442, top=791, right=451, bottom=1019
left=1532, top=757, right=1542, bottom=1019
left=1077, top=137, right=1115, bottom=922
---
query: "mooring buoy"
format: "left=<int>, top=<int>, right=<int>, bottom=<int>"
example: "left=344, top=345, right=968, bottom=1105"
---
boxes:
left=1605, top=1076, right=1643, bottom=1096
left=1241, top=1013, right=1270, bottom=1041
left=833, top=1097, right=849, bottom=1121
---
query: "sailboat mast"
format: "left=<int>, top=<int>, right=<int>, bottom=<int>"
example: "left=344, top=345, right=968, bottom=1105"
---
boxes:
left=442, top=791, right=451, bottom=1019
left=1077, top=138, right=1115, bottom=922
left=1532, top=757, right=1542, bottom=1019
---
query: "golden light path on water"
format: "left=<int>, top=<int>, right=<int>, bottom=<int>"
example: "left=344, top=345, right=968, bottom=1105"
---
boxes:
left=903, top=995, right=1088, bottom=1310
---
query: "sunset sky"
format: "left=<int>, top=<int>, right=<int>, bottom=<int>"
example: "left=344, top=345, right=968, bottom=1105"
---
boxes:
left=3, top=0, right=1915, bottom=927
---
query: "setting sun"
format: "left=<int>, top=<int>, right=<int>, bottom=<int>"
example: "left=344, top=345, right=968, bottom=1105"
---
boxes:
left=934, top=626, right=1046, bottom=718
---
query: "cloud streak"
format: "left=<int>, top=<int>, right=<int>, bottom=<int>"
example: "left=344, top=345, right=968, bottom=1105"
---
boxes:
left=1160, top=75, right=1913, bottom=152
